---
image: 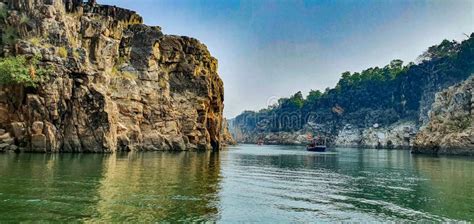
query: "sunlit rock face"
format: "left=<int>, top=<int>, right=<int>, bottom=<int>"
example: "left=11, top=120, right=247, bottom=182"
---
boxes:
left=0, top=0, right=232, bottom=152
left=413, top=76, right=474, bottom=155
left=335, top=121, right=418, bottom=149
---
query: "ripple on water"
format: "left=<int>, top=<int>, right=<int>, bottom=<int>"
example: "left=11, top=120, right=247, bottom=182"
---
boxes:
left=217, top=146, right=471, bottom=222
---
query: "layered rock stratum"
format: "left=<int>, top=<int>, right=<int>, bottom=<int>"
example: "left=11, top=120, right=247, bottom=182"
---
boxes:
left=0, top=0, right=234, bottom=152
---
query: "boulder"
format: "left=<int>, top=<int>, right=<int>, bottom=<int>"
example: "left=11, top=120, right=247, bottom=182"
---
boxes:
left=2, top=137, right=14, bottom=145
left=0, top=143, right=9, bottom=151
left=30, top=134, right=47, bottom=152
left=31, top=121, right=44, bottom=135
left=10, top=122, right=26, bottom=140
left=0, top=133, right=10, bottom=141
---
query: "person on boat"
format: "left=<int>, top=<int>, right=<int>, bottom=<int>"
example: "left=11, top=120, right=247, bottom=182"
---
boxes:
left=310, top=136, right=325, bottom=147
left=308, top=139, right=315, bottom=147
left=306, top=133, right=314, bottom=147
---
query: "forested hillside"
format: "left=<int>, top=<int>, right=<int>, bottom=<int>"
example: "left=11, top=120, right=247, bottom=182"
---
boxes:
left=232, top=34, right=473, bottom=148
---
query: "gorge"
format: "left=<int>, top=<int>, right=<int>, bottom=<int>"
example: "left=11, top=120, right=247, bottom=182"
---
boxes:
left=0, top=1, right=473, bottom=222
left=0, top=0, right=471, bottom=156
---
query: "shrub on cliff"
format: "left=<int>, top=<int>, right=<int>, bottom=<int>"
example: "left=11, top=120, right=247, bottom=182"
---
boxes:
left=0, top=55, right=50, bottom=87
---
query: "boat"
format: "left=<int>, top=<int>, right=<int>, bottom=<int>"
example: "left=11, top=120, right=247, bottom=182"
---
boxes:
left=306, top=145, right=326, bottom=152
left=306, top=135, right=327, bottom=152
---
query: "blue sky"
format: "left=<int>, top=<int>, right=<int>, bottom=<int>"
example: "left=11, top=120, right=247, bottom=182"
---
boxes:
left=100, top=0, right=473, bottom=118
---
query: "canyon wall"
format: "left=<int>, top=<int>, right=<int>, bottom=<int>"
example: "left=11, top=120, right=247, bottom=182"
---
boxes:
left=0, top=0, right=234, bottom=152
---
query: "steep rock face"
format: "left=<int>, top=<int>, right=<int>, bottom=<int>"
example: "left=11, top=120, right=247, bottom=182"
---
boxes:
left=231, top=120, right=418, bottom=149
left=413, top=76, right=474, bottom=155
left=335, top=121, right=418, bottom=149
left=0, top=0, right=228, bottom=152
left=220, top=118, right=236, bottom=146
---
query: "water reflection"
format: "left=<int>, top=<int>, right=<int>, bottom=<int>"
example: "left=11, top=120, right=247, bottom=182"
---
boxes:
left=0, top=146, right=473, bottom=222
left=412, top=155, right=474, bottom=221
left=0, top=151, right=221, bottom=222
left=90, top=151, right=221, bottom=222
left=0, top=153, right=109, bottom=221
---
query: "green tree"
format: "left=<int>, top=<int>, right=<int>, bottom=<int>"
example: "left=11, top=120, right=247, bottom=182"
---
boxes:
left=306, top=89, right=322, bottom=103
left=288, top=91, right=304, bottom=109
left=417, top=39, right=459, bottom=62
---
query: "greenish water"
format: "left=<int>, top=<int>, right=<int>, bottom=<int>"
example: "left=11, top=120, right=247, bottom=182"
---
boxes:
left=0, top=145, right=473, bottom=222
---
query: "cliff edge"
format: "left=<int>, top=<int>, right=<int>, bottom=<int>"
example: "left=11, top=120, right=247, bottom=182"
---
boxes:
left=0, top=0, right=234, bottom=152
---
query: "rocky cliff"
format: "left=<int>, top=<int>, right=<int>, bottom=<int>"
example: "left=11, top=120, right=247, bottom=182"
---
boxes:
left=0, top=0, right=234, bottom=152
left=413, top=76, right=473, bottom=155
left=220, top=118, right=236, bottom=146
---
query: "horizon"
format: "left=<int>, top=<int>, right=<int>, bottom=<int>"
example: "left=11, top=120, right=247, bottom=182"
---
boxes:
left=100, top=0, right=473, bottom=118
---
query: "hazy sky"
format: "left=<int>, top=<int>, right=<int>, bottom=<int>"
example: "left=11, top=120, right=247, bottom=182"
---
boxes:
left=100, top=0, right=473, bottom=118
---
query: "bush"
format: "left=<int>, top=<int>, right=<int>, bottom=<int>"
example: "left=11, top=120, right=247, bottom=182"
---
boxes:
left=58, top=47, right=68, bottom=58
left=72, top=49, right=81, bottom=59
left=29, top=37, right=41, bottom=46
left=122, top=71, right=137, bottom=80
left=19, top=14, right=29, bottom=25
left=0, top=55, right=50, bottom=87
left=111, top=66, right=120, bottom=76
left=0, top=4, right=7, bottom=21
left=2, top=26, right=18, bottom=45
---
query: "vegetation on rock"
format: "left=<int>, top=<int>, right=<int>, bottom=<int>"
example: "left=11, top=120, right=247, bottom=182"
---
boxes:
left=0, top=55, right=49, bottom=87
left=1, top=26, right=18, bottom=45
left=58, top=47, right=68, bottom=58
left=0, top=4, right=7, bottom=21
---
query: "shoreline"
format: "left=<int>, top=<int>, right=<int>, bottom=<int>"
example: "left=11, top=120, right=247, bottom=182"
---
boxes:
left=233, top=142, right=474, bottom=156
left=1, top=144, right=472, bottom=157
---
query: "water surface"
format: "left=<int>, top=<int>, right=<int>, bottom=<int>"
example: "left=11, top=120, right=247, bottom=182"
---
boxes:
left=0, top=145, right=472, bottom=222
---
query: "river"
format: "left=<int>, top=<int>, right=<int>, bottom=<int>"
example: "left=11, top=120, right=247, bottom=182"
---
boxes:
left=0, top=145, right=472, bottom=222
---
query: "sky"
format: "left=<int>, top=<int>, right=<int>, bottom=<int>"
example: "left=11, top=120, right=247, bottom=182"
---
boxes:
left=100, top=0, right=473, bottom=118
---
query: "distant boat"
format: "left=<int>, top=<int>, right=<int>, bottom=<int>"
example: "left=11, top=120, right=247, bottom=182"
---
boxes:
left=257, top=139, right=264, bottom=146
left=306, top=145, right=326, bottom=152
left=306, top=135, right=326, bottom=152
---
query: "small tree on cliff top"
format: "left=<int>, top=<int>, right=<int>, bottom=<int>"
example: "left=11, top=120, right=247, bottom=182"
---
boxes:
left=0, top=55, right=50, bottom=87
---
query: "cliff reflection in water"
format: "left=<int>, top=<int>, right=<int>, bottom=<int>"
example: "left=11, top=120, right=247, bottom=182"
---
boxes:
left=0, top=153, right=109, bottom=221
left=0, top=152, right=222, bottom=222
left=91, top=151, right=221, bottom=222
left=0, top=146, right=473, bottom=222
